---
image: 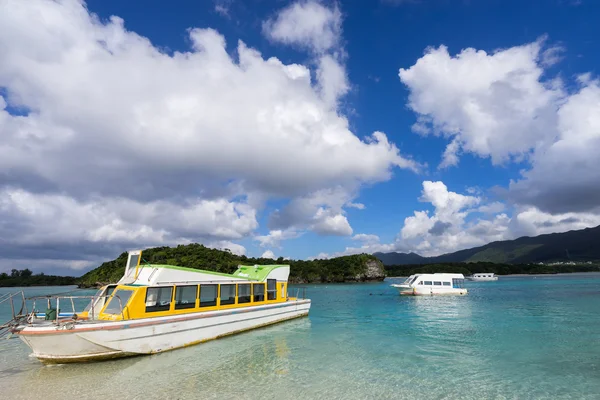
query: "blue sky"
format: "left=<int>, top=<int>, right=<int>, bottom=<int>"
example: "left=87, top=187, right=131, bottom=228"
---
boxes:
left=0, top=0, right=599, bottom=275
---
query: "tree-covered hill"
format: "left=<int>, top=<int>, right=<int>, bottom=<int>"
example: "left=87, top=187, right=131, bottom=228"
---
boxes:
left=375, top=225, right=600, bottom=265
left=78, top=244, right=386, bottom=287
left=0, top=269, right=77, bottom=287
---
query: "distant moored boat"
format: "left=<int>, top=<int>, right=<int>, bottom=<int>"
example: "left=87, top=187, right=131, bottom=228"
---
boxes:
left=390, top=273, right=468, bottom=296
left=466, top=273, right=498, bottom=281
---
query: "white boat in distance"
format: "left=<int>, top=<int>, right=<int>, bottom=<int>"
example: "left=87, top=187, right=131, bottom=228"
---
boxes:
left=391, top=273, right=467, bottom=296
left=466, top=273, right=498, bottom=281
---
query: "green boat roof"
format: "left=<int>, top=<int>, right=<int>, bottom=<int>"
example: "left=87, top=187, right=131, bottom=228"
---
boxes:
left=139, top=264, right=240, bottom=278
left=232, top=264, right=289, bottom=281
left=137, top=263, right=289, bottom=282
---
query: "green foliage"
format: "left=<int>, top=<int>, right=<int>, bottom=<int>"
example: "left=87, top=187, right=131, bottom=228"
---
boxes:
left=384, top=261, right=600, bottom=277
left=78, top=244, right=385, bottom=287
left=0, top=269, right=76, bottom=287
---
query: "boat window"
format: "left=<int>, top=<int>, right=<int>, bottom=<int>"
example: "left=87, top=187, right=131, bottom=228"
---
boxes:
left=267, top=279, right=277, bottom=300
left=129, top=254, right=140, bottom=270
left=423, top=281, right=432, bottom=285
left=238, top=284, right=251, bottom=304
left=104, top=289, right=134, bottom=315
left=433, top=281, right=442, bottom=286
left=452, top=278, right=464, bottom=288
left=145, top=287, right=172, bottom=313
left=220, top=284, right=236, bottom=305
left=199, top=284, right=218, bottom=307
left=418, top=281, right=423, bottom=285
left=174, top=285, right=197, bottom=310
left=253, top=283, right=265, bottom=302
left=443, top=282, right=451, bottom=286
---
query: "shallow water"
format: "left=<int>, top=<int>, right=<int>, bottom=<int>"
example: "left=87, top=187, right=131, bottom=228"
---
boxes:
left=1, top=275, right=599, bottom=399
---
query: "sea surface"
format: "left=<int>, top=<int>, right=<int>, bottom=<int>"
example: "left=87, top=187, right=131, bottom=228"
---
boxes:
left=1, top=274, right=600, bottom=400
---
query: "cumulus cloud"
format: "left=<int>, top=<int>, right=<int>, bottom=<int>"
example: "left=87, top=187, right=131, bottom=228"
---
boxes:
left=352, top=234, right=380, bottom=245
left=400, top=38, right=600, bottom=217
left=508, top=79, right=600, bottom=214
left=262, top=0, right=342, bottom=54
left=268, top=186, right=363, bottom=236
left=261, top=250, right=276, bottom=259
left=322, top=180, right=600, bottom=259
left=400, top=38, right=562, bottom=166
left=0, top=0, right=416, bottom=272
left=255, top=229, right=302, bottom=248
left=346, top=202, right=365, bottom=210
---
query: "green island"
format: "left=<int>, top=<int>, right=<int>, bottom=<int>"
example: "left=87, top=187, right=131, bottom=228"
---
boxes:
left=77, top=244, right=386, bottom=287
left=0, top=269, right=77, bottom=287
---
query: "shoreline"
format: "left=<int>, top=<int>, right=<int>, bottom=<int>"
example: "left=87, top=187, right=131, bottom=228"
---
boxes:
left=385, top=271, right=600, bottom=279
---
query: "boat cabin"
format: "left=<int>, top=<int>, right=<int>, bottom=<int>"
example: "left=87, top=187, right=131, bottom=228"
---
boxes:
left=84, top=251, right=294, bottom=321
left=405, top=273, right=465, bottom=288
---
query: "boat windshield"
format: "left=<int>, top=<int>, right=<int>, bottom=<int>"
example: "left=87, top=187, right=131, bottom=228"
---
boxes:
left=103, top=289, right=134, bottom=315
left=407, top=276, right=418, bottom=285
left=83, top=285, right=117, bottom=313
left=452, top=278, right=464, bottom=288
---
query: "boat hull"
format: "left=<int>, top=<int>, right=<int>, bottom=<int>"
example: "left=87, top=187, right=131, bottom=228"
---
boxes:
left=17, top=299, right=311, bottom=364
left=391, top=284, right=467, bottom=296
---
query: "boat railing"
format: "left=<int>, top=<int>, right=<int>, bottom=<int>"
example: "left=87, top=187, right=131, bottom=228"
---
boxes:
left=23, top=293, right=129, bottom=324
left=292, top=287, right=308, bottom=300
left=0, top=291, right=31, bottom=338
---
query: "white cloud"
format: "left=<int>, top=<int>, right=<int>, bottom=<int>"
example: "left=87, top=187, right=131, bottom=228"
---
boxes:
left=509, top=79, right=600, bottom=213
left=399, top=38, right=562, bottom=166
left=0, top=0, right=418, bottom=271
left=261, top=250, right=276, bottom=259
left=512, top=208, right=600, bottom=238
left=268, top=186, right=365, bottom=236
left=213, top=0, right=232, bottom=18
left=312, top=210, right=353, bottom=236
left=439, top=138, right=461, bottom=169
left=262, top=0, right=342, bottom=54
left=400, top=38, right=600, bottom=217
left=317, top=54, right=350, bottom=107
left=255, top=229, right=301, bottom=248
left=346, top=202, right=365, bottom=210
left=0, top=188, right=256, bottom=247
left=352, top=234, right=380, bottom=245
left=477, top=202, right=506, bottom=214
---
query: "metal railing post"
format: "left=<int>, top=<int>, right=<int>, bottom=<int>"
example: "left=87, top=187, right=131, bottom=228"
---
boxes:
left=9, top=296, right=15, bottom=319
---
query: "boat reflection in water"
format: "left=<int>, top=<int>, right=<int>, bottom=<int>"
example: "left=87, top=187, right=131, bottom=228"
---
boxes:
left=12, top=318, right=311, bottom=400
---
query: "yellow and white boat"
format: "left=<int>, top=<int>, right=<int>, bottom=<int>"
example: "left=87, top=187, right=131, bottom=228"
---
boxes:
left=11, top=250, right=311, bottom=364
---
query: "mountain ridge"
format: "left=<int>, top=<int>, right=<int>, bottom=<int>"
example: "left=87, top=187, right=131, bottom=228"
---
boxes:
left=374, top=225, right=600, bottom=265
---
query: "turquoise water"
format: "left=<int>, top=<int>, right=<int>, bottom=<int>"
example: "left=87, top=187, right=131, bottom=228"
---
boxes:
left=1, top=275, right=600, bottom=399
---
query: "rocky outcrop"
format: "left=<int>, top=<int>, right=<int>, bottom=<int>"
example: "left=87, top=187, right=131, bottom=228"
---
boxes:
left=352, top=259, right=386, bottom=282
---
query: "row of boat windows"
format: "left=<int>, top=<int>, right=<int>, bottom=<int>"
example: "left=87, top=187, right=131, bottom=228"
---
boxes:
left=144, top=280, right=280, bottom=313
left=418, top=281, right=451, bottom=286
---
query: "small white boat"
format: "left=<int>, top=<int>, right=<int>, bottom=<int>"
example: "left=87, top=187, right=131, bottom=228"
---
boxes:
left=391, top=273, right=467, bottom=296
left=466, top=273, right=498, bottom=281
left=5, top=250, right=310, bottom=364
